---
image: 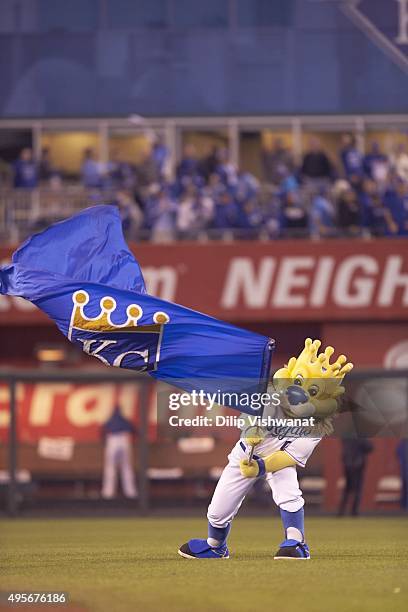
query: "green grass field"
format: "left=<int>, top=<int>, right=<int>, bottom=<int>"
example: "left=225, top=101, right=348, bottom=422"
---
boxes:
left=1, top=517, right=407, bottom=612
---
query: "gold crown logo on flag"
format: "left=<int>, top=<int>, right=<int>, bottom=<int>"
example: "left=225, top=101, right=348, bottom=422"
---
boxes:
left=69, top=290, right=170, bottom=335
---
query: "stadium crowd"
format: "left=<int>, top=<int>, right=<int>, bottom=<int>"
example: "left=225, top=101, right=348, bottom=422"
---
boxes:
left=6, top=133, right=408, bottom=241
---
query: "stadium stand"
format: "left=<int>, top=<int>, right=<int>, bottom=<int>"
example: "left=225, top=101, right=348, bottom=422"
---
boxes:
left=1, top=134, right=407, bottom=243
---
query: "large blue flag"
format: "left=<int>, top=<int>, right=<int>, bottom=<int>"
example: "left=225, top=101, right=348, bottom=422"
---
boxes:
left=0, top=206, right=274, bottom=413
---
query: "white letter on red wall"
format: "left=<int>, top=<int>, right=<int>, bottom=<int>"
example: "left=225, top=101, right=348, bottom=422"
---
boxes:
left=273, top=257, right=314, bottom=307
left=221, top=257, right=275, bottom=309
left=378, top=256, right=408, bottom=306
left=333, top=256, right=378, bottom=307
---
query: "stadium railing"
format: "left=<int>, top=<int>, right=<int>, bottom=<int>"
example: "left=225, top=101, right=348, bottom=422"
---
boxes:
left=0, top=187, right=115, bottom=243
left=0, top=187, right=389, bottom=244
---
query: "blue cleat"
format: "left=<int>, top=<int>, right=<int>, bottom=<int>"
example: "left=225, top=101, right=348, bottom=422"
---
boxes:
left=178, top=538, right=230, bottom=559
left=274, top=538, right=310, bottom=560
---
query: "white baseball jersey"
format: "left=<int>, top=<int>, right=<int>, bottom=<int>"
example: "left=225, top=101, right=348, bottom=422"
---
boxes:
left=239, top=390, right=322, bottom=467
left=206, top=392, right=322, bottom=528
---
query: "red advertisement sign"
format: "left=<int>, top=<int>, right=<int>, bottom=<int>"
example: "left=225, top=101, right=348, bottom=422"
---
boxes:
left=0, top=383, right=157, bottom=443
left=1, top=239, right=407, bottom=324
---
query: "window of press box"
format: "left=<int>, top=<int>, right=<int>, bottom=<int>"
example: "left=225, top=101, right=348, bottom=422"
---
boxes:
left=239, top=130, right=293, bottom=180
left=300, top=127, right=408, bottom=172
left=364, top=128, right=408, bottom=158
left=179, top=130, right=229, bottom=164
left=108, top=130, right=156, bottom=164
left=301, top=131, right=348, bottom=169
left=40, top=131, right=100, bottom=179
left=0, top=129, right=33, bottom=164
left=107, top=0, right=167, bottom=29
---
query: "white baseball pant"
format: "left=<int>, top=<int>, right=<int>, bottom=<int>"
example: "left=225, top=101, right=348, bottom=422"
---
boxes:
left=102, top=432, right=138, bottom=499
left=207, top=437, right=320, bottom=528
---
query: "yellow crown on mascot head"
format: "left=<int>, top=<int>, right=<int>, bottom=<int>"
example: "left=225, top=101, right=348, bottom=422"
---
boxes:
left=273, top=338, right=353, bottom=418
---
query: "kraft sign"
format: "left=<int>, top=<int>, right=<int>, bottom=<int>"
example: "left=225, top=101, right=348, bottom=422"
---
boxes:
left=0, top=240, right=407, bottom=323
left=0, top=383, right=157, bottom=442
left=340, top=0, right=408, bottom=72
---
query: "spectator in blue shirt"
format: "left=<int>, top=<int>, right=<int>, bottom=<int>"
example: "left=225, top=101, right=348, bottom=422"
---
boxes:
left=340, top=134, right=363, bottom=181
left=145, top=186, right=177, bottom=242
left=108, top=150, right=134, bottom=190
left=234, top=170, right=259, bottom=203
left=384, top=180, right=408, bottom=236
left=263, top=193, right=281, bottom=239
left=176, top=184, right=203, bottom=239
left=261, top=138, right=294, bottom=186
left=311, top=188, right=337, bottom=238
left=363, top=142, right=389, bottom=183
left=13, top=148, right=38, bottom=189
left=152, top=135, right=169, bottom=178
left=364, top=192, right=398, bottom=237
left=177, top=144, right=200, bottom=184
left=359, top=179, right=377, bottom=228
left=205, top=172, right=227, bottom=201
left=280, top=168, right=299, bottom=194
left=81, top=148, right=102, bottom=189
left=212, top=191, right=240, bottom=233
left=235, top=198, right=263, bottom=239
left=214, top=147, right=238, bottom=188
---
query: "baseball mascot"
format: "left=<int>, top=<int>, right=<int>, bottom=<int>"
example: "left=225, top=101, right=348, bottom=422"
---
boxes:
left=178, top=338, right=353, bottom=560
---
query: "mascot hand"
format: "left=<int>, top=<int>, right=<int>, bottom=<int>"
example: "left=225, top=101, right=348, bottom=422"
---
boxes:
left=243, top=426, right=264, bottom=447
left=240, top=459, right=259, bottom=478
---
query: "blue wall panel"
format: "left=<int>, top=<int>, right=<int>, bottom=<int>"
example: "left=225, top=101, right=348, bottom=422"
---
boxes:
left=0, top=0, right=407, bottom=117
